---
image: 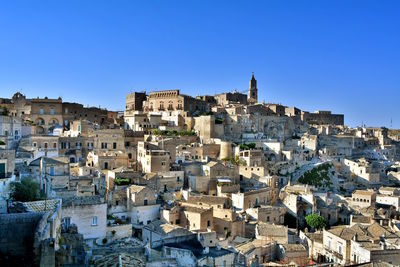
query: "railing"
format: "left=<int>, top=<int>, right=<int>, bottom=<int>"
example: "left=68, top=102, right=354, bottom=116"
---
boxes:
left=324, top=246, right=343, bottom=260
left=45, top=172, right=69, bottom=176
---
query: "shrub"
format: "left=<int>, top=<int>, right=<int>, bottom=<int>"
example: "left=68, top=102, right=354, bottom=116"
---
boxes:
left=114, top=177, right=131, bottom=186
left=298, top=163, right=333, bottom=188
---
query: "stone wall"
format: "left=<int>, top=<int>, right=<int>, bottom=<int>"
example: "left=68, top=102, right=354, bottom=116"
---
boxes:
left=106, top=224, right=132, bottom=240
left=0, top=212, right=44, bottom=265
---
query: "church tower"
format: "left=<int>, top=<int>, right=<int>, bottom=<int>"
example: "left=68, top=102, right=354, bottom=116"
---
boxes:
left=248, top=72, right=258, bottom=104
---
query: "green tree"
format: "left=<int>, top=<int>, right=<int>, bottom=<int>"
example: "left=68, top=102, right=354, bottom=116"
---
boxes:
left=305, top=213, right=327, bottom=230
left=10, top=178, right=41, bottom=202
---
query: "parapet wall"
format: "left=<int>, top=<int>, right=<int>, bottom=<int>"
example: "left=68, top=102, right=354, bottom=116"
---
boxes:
left=0, top=212, right=45, bottom=260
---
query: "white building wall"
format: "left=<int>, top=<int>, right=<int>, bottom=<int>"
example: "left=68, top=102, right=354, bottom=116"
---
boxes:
left=62, top=203, right=107, bottom=239
left=130, top=204, right=160, bottom=225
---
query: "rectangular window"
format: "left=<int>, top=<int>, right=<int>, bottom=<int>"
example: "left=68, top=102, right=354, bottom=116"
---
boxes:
left=40, top=108, right=44, bottom=115
left=92, top=216, right=98, bottom=226
left=113, top=142, right=117, bottom=149
left=50, top=108, right=54, bottom=115
left=62, top=217, right=71, bottom=229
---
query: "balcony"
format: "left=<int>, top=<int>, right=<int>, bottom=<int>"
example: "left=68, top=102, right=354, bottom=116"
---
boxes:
left=324, top=246, right=343, bottom=260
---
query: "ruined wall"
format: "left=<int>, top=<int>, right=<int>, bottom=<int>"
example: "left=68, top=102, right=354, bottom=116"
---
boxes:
left=0, top=212, right=44, bottom=264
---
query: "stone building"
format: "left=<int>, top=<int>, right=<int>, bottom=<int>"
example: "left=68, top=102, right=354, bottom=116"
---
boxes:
left=351, top=190, right=377, bottom=209
left=343, top=158, right=382, bottom=185
left=58, top=135, right=94, bottom=163
left=152, top=236, right=235, bottom=267
left=29, top=97, right=63, bottom=134
left=143, top=89, right=209, bottom=116
left=215, top=91, right=248, bottom=107
left=127, top=185, right=160, bottom=225
left=137, top=141, right=170, bottom=173
left=236, top=239, right=277, bottom=266
left=62, top=102, right=109, bottom=128
left=232, top=187, right=277, bottom=211
left=142, top=219, right=192, bottom=247
left=29, top=156, right=70, bottom=197
left=124, top=112, right=162, bottom=132
left=180, top=206, right=213, bottom=231
left=255, top=222, right=289, bottom=244
left=323, top=222, right=400, bottom=266
left=0, top=115, right=22, bottom=148
left=266, top=104, right=286, bottom=116
left=0, top=149, right=16, bottom=213
left=246, top=205, right=286, bottom=224
left=62, top=196, right=107, bottom=240
left=126, top=91, right=147, bottom=112
left=301, top=110, right=344, bottom=126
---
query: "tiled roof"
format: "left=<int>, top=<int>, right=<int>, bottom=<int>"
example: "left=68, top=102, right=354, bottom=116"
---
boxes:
left=144, top=220, right=191, bottom=236
left=183, top=206, right=210, bottom=214
left=23, top=199, right=61, bottom=212
left=29, top=156, right=69, bottom=167
left=328, top=222, right=399, bottom=241
left=92, top=253, right=145, bottom=267
left=62, top=195, right=104, bottom=207
left=281, top=243, right=307, bottom=252
left=187, top=195, right=227, bottom=205
left=257, top=222, right=288, bottom=238
left=353, top=190, right=376, bottom=196
left=129, top=185, right=147, bottom=193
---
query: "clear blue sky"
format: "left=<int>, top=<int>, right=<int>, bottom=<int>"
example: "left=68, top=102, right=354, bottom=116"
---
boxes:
left=1, top=1, right=399, bottom=128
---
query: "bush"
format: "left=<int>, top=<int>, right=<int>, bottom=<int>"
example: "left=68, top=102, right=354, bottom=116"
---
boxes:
left=151, top=129, right=196, bottom=137
left=240, top=143, right=256, bottom=150
left=298, top=163, right=332, bottom=188
left=10, top=178, right=42, bottom=202
left=114, top=177, right=131, bottom=186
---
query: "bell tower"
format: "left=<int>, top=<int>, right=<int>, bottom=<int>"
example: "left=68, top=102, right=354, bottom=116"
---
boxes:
left=248, top=72, right=258, bottom=104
